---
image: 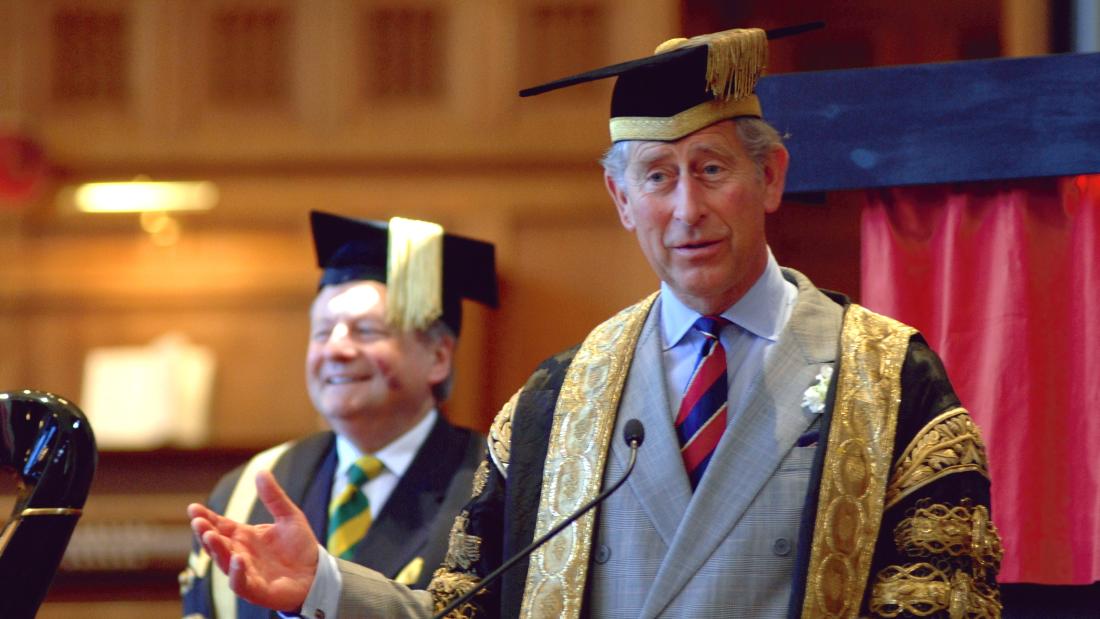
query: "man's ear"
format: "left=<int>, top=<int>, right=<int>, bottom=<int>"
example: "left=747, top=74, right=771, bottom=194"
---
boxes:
left=426, top=332, right=455, bottom=386
left=605, top=172, right=636, bottom=230
left=761, top=145, right=790, bottom=214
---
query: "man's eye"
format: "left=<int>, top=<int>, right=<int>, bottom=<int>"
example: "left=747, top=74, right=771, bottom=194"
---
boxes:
left=646, top=171, right=668, bottom=183
left=354, top=325, right=387, bottom=337
left=702, top=164, right=724, bottom=175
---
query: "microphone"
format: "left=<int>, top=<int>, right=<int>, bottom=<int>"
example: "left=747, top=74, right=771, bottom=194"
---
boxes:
left=431, top=419, right=645, bottom=619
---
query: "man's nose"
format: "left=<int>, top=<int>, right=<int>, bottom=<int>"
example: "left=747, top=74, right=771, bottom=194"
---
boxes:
left=323, top=323, right=356, bottom=356
left=672, top=175, right=705, bottom=224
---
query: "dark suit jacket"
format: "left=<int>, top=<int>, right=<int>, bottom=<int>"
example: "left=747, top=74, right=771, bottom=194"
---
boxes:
left=182, top=415, right=483, bottom=619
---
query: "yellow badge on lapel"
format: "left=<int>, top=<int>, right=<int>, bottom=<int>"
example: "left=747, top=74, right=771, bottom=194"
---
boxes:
left=395, top=556, right=424, bottom=586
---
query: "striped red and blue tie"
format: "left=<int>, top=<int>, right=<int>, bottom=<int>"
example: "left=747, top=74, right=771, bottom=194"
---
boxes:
left=675, top=315, right=730, bottom=489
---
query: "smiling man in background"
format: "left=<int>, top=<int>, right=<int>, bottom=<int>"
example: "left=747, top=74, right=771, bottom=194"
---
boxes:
left=181, top=211, right=497, bottom=619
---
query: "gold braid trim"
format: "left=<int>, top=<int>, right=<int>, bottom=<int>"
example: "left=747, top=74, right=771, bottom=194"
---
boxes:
left=800, top=305, right=915, bottom=618
left=428, top=511, right=485, bottom=618
left=442, top=511, right=482, bottom=571
left=519, top=293, right=657, bottom=619
left=609, top=96, right=762, bottom=142
left=885, top=408, right=990, bottom=509
left=488, top=389, right=519, bottom=477
left=870, top=563, right=1002, bottom=618
left=895, top=502, right=1003, bottom=572
left=428, top=567, right=482, bottom=619
left=471, top=459, right=491, bottom=498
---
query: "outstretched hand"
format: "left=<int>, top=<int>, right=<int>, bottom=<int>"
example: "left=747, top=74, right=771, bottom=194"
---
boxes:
left=188, top=470, right=320, bottom=612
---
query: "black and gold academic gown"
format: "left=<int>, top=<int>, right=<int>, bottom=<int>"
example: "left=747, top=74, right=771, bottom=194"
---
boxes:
left=423, top=292, right=1002, bottom=618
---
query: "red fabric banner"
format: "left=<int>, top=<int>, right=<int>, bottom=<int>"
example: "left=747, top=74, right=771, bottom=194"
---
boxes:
left=0, top=134, right=46, bottom=205
left=861, top=175, right=1100, bottom=585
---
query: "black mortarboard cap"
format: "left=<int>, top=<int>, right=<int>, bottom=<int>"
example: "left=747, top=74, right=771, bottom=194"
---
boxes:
left=310, top=210, right=498, bottom=335
left=520, top=22, right=823, bottom=143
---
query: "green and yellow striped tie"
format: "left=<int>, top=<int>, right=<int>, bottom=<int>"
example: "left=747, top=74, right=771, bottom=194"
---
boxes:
left=327, top=454, right=384, bottom=560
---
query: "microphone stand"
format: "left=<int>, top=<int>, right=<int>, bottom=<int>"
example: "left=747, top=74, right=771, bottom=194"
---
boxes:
left=431, top=428, right=643, bottom=619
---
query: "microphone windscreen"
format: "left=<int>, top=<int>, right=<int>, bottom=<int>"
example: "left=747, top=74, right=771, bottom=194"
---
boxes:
left=623, top=419, right=645, bottom=447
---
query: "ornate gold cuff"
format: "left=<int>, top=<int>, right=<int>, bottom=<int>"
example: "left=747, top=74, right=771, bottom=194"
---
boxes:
left=870, top=563, right=1002, bottom=618
left=895, top=501, right=1003, bottom=571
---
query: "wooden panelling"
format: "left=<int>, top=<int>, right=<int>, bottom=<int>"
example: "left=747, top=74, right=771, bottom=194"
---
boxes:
left=1002, top=0, right=1051, bottom=56
left=518, top=1, right=609, bottom=90
left=491, top=208, right=655, bottom=410
left=207, top=1, right=293, bottom=106
left=17, top=0, right=678, bottom=166
left=361, top=3, right=446, bottom=100
left=769, top=193, right=863, bottom=302
left=50, top=3, right=131, bottom=104
left=0, top=3, right=19, bottom=115
left=682, top=0, right=1007, bottom=72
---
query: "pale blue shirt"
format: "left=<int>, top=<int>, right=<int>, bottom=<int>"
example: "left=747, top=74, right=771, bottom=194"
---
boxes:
left=288, top=410, right=438, bottom=619
left=661, top=249, right=797, bottom=420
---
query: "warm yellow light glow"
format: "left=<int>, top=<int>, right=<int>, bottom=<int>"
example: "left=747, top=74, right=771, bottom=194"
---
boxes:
left=73, top=181, right=219, bottom=213
left=140, top=211, right=183, bottom=246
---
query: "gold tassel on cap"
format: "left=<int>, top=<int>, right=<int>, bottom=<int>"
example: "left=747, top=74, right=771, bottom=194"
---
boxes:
left=386, top=217, right=444, bottom=331
left=654, top=27, right=768, bottom=101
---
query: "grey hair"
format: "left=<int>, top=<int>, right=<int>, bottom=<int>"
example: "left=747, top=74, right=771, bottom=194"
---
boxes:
left=599, top=117, right=785, bottom=185
left=419, top=319, right=457, bottom=403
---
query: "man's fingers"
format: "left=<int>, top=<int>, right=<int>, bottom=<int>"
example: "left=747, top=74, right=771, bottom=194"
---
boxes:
left=188, top=502, right=241, bottom=538
left=191, top=516, right=214, bottom=542
left=255, top=470, right=301, bottom=521
left=201, top=529, right=234, bottom=575
left=191, top=516, right=225, bottom=561
left=228, top=553, right=250, bottom=597
left=187, top=503, right=210, bottom=520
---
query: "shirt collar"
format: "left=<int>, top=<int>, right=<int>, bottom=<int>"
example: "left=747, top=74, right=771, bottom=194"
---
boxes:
left=334, top=409, right=438, bottom=479
left=661, top=248, right=794, bottom=350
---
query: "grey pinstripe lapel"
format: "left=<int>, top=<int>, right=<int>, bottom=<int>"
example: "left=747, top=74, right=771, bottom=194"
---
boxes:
left=610, top=297, right=692, bottom=549
left=641, top=270, right=842, bottom=618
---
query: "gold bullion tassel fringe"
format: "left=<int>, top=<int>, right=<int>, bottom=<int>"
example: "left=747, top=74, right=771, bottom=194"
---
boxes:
left=386, top=216, right=444, bottom=331
left=653, top=28, right=768, bottom=101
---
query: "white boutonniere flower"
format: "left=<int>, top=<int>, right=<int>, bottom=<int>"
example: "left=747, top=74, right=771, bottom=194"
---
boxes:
left=801, top=365, right=833, bottom=414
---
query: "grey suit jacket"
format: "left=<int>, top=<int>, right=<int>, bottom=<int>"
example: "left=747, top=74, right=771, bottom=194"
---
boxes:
left=587, top=269, right=841, bottom=617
